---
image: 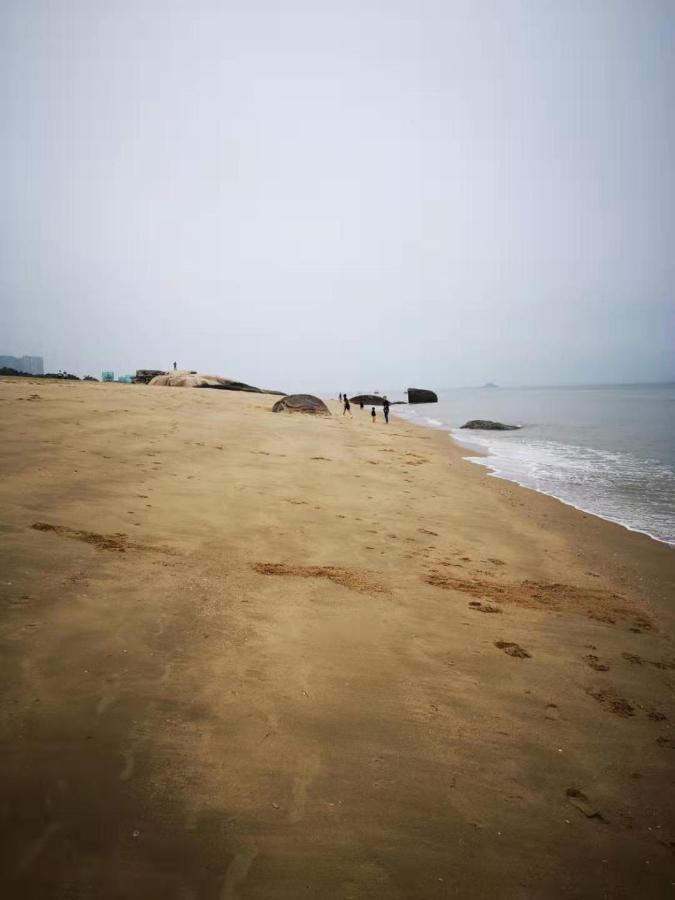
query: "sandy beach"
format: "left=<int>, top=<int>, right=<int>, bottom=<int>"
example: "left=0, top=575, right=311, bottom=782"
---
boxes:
left=1, top=376, right=673, bottom=899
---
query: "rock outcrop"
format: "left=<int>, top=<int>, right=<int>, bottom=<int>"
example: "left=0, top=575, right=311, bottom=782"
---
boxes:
left=272, top=394, right=331, bottom=415
left=407, top=388, right=438, bottom=404
left=461, top=420, right=521, bottom=431
left=134, top=369, right=167, bottom=384
left=349, top=394, right=389, bottom=407
left=149, top=371, right=281, bottom=393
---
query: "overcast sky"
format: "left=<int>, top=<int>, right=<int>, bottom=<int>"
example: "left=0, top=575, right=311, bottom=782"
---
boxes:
left=2, top=0, right=673, bottom=391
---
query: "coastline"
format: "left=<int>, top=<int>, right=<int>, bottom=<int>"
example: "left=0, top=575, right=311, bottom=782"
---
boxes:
left=394, top=407, right=675, bottom=549
left=392, top=406, right=674, bottom=619
left=1, top=377, right=674, bottom=898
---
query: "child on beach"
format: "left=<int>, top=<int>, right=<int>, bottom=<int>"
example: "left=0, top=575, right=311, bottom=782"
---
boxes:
left=371, top=407, right=376, bottom=423
left=343, top=396, right=352, bottom=416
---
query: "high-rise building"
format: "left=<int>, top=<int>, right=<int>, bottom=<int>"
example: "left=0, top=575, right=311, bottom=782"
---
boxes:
left=0, top=354, right=44, bottom=375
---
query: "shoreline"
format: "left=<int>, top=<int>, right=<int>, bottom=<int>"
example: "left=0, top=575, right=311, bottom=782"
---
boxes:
left=392, top=407, right=675, bottom=550
left=1, top=378, right=674, bottom=898
left=391, top=406, right=675, bottom=624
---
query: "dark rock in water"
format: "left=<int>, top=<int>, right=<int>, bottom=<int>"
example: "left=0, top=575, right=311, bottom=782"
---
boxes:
left=407, top=388, right=438, bottom=404
left=272, top=394, right=331, bottom=415
left=350, top=394, right=390, bottom=407
left=461, top=419, right=521, bottom=431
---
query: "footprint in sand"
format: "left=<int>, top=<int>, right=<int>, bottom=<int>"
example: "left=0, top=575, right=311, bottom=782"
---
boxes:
left=289, top=753, right=321, bottom=824
left=584, top=654, right=610, bottom=672
left=545, top=704, right=559, bottom=720
left=17, top=822, right=63, bottom=873
left=586, top=688, right=634, bottom=717
left=221, top=842, right=259, bottom=900
left=565, top=788, right=606, bottom=822
left=96, top=680, right=120, bottom=716
left=119, top=749, right=135, bottom=781
left=469, top=601, right=502, bottom=614
left=157, top=662, right=172, bottom=684
left=495, top=641, right=531, bottom=659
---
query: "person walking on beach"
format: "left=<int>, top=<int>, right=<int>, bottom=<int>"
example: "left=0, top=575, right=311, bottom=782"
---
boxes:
left=173, top=361, right=177, bottom=370
left=371, top=406, right=376, bottom=423
left=343, top=396, right=352, bottom=416
left=339, top=393, right=342, bottom=402
left=383, top=397, right=390, bottom=424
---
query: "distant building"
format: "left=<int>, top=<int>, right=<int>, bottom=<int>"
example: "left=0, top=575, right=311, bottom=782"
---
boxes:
left=0, top=354, right=44, bottom=375
left=101, top=371, right=115, bottom=382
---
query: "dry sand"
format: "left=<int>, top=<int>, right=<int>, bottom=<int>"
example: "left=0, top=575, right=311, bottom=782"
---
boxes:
left=0, top=377, right=673, bottom=899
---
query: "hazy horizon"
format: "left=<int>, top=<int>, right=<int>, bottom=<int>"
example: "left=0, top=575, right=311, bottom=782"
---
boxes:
left=2, top=0, right=674, bottom=390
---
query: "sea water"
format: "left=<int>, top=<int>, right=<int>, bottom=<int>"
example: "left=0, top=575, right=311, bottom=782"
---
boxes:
left=392, top=384, right=675, bottom=546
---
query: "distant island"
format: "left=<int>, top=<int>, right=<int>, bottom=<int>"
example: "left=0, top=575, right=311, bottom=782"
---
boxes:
left=481, top=382, right=499, bottom=388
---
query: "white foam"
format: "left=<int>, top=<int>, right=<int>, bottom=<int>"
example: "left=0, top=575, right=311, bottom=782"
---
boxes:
left=391, top=388, right=675, bottom=546
left=450, top=431, right=675, bottom=545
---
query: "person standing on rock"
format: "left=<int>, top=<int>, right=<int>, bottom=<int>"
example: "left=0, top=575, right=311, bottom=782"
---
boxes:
left=383, top=397, right=390, bottom=424
left=343, top=396, right=352, bottom=417
left=371, top=406, right=376, bottom=423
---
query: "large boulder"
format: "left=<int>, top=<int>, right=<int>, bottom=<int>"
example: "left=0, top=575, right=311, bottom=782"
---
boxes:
left=407, top=388, right=438, bottom=404
left=149, top=371, right=280, bottom=393
left=461, top=420, right=521, bottom=431
left=349, top=394, right=390, bottom=406
left=272, top=394, right=330, bottom=415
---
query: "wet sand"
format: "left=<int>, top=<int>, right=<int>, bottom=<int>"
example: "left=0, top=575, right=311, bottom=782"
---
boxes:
left=1, top=377, right=673, bottom=898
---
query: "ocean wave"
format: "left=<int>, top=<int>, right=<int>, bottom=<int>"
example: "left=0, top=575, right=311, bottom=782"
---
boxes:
left=390, top=386, right=675, bottom=545
left=449, top=430, right=675, bottom=545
